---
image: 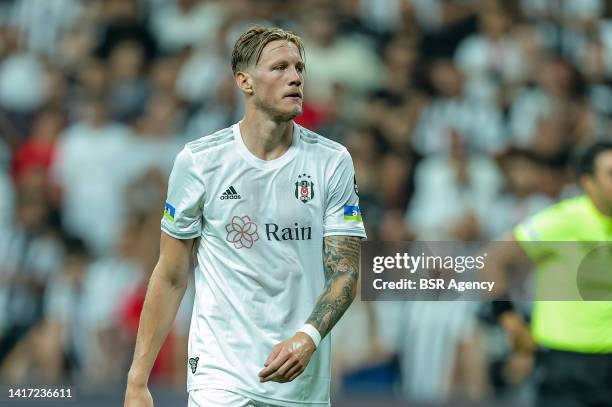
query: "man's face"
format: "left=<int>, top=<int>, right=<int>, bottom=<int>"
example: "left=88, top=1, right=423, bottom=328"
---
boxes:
left=249, top=40, right=304, bottom=121
left=586, top=151, right=612, bottom=211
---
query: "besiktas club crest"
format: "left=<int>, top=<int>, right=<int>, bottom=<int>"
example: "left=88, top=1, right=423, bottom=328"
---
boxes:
left=295, top=173, right=314, bottom=203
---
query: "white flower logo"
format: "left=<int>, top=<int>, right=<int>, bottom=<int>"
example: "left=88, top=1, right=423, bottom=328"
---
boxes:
left=225, top=215, right=259, bottom=249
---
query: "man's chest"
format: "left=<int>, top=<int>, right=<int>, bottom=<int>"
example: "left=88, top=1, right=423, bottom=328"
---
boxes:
left=200, top=162, right=326, bottom=244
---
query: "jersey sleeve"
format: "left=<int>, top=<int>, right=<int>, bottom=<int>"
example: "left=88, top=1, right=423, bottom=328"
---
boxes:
left=161, top=147, right=204, bottom=239
left=323, top=149, right=367, bottom=238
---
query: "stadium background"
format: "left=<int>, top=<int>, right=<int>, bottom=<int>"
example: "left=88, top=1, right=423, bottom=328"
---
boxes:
left=0, top=0, right=608, bottom=405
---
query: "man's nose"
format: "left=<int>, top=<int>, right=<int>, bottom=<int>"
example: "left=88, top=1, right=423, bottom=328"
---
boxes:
left=288, top=67, right=302, bottom=86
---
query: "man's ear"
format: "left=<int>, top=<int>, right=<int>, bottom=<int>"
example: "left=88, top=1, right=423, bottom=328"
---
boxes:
left=235, top=71, right=254, bottom=95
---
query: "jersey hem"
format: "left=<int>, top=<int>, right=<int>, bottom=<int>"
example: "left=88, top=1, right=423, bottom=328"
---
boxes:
left=323, top=229, right=367, bottom=238
left=160, top=225, right=200, bottom=240
left=186, top=384, right=331, bottom=406
left=534, top=336, right=612, bottom=354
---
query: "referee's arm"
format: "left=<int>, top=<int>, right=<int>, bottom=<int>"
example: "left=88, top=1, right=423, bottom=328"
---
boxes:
left=485, top=233, right=535, bottom=353
left=125, top=233, right=193, bottom=407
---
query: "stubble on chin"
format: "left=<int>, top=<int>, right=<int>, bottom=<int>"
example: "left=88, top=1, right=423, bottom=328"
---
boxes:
left=254, top=97, right=302, bottom=122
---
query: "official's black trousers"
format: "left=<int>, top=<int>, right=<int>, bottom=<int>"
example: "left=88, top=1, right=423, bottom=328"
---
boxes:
left=536, top=348, right=612, bottom=407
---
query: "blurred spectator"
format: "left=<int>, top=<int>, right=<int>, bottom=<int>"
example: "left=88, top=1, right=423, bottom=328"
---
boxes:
left=397, top=301, right=489, bottom=403
left=413, top=58, right=506, bottom=155
left=408, top=132, right=503, bottom=240
left=9, top=0, right=82, bottom=56
left=411, top=0, right=478, bottom=33
left=0, top=27, right=46, bottom=115
left=127, top=92, right=184, bottom=182
left=184, top=74, right=243, bottom=140
left=174, top=34, right=227, bottom=106
left=38, top=237, right=90, bottom=384
left=381, top=35, right=419, bottom=95
left=379, top=209, right=415, bottom=241
left=148, top=55, right=182, bottom=97
left=11, top=108, right=64, bottom=182
left=0, top=191, right=63, bottom=378
left=481, top=148, right=558, bottom=238
left=301, top=8, right=383, bottom=110
left=72, top=58, right=109, bottom=106
left=96, top=0, right=157, bottom=62
left=455, top=3, right=526, bottom=104
left=379, top=152, right=414, bottom=211
left=56, top=24, right=97, bottom=75
left=51, top=97, right=133, bottom=255
left=0, top=168, right=14, bottom=230
left=150, top=0, right=225, bottom=53
left=332, top=298, right=402, bottom=397
left=358, top=0, right=404, bottom=35
left=509, top=55, right=589, bottom=151
left=107, top=40, right=150, bottom=122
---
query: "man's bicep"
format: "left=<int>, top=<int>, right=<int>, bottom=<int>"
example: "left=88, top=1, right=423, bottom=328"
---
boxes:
left=156, top=232, right=195, bottom=286
left=322, top=235, right=361, bottom=280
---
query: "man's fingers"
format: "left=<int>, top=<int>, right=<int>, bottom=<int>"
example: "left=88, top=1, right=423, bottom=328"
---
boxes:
left=259, top=334, right=315, bottom=383
left=267, top=359, right=303, bottom=383
left=274, top=357, right=297, bottom=379
left=270, top=364, right=303, bottom=383
left=259, top=349, right=290, bottom=379
left=264, top=344, right=282, bottom=367
left=286, top=364, right=303, bottom=382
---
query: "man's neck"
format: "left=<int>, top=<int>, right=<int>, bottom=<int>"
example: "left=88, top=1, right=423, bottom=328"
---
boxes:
left=239, top=110, right=294, bottom=161
left=589, top=195, right=612, bottom=219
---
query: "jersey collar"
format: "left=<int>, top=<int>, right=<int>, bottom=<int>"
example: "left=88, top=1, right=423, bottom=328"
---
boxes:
left=233, top=121, right=300, bottom=169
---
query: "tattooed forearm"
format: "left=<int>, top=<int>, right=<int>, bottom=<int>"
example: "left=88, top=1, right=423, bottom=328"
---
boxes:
left=306, top=235, right=361, bottom=339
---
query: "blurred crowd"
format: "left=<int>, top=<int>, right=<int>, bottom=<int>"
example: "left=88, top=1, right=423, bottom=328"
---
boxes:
left=0, top=0, right=610, bottom=404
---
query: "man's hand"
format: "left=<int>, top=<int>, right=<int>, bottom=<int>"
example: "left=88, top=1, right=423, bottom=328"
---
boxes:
left=258, top=332, right=316, bottom=383
left=500, top=311, right=536, bottom=354
left=124, top=382, right=153, bottom=407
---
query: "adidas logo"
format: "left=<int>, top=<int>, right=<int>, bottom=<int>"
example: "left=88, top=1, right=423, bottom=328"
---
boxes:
left=220, top=186, right=241, bottom=200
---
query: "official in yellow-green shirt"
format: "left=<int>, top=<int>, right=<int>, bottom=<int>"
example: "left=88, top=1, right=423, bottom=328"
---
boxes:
left=514, top=194, right=612, bottom=354
left=494, top=141, right=612, bottom=407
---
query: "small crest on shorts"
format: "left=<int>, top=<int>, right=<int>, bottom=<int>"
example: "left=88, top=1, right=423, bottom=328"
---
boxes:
left=189, top=357, right=199, bottom=374
left=295, top=173, right=314, bottom=203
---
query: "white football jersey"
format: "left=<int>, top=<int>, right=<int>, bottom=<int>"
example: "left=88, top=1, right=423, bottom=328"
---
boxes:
left=161, top=122, right=366, bottom=406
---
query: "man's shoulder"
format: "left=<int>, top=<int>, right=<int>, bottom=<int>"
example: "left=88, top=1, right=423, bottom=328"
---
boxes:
left=297, top=125, right=347, bottom=155
left=539, top=195, right=591, bottom=219
left=515, top=195, right=591, bottom=241
left=184, top=125, right=235, bottom=156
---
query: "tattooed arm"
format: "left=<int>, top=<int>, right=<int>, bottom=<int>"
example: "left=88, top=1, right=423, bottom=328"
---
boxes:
left=259, top=235, right=361, bottom=383
left=306, top=235, right=361, bottom=338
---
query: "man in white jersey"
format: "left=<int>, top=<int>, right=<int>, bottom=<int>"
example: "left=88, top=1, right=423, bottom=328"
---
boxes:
left=124, top=26, right=366, bottom=407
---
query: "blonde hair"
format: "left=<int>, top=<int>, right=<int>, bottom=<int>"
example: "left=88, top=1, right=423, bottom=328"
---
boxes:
left=231, top=26, right=305, bottom=74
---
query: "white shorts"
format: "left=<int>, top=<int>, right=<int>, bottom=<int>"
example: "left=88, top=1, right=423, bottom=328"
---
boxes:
left=188, top=389, right=281, bottom=407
